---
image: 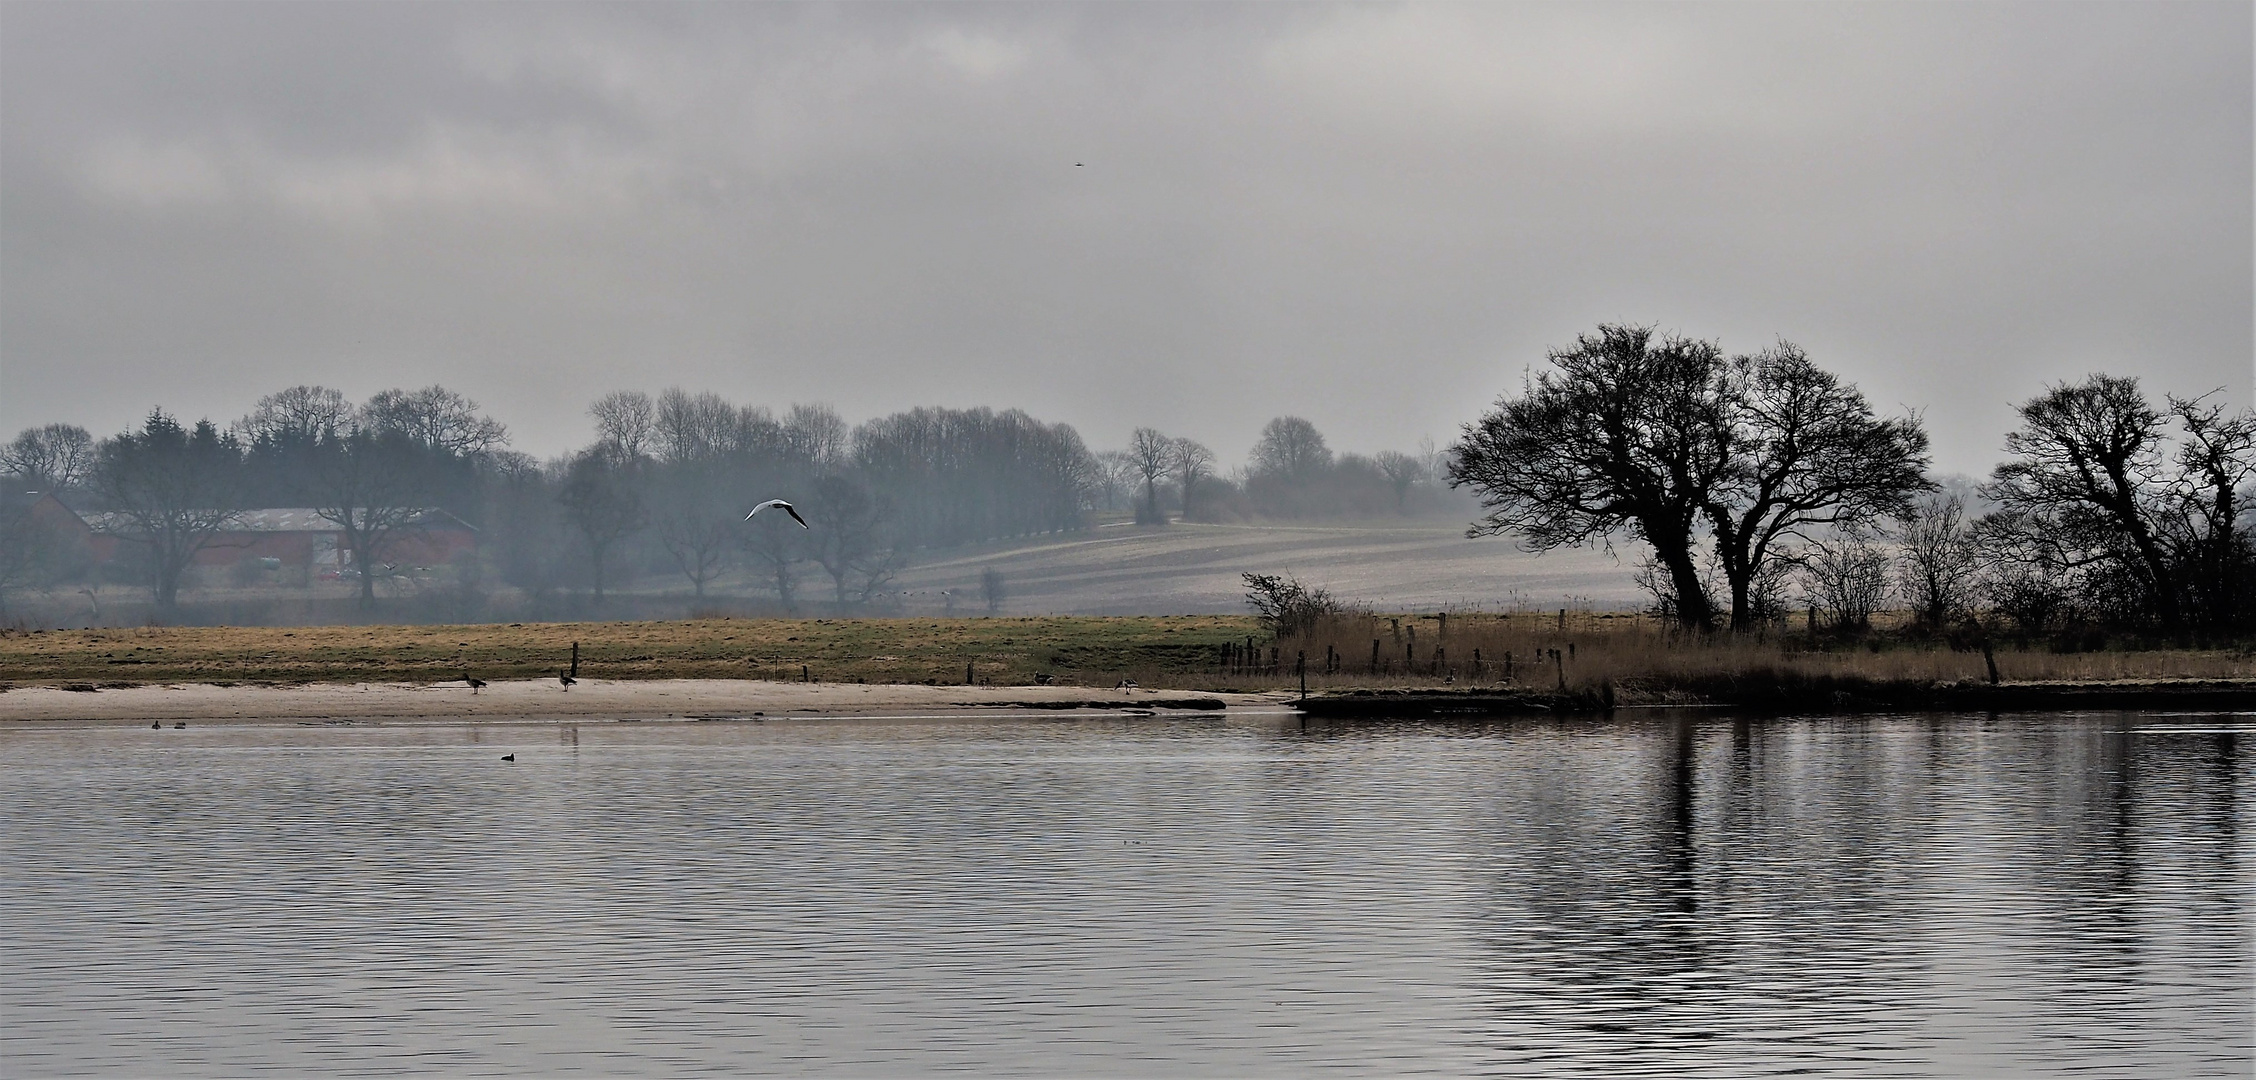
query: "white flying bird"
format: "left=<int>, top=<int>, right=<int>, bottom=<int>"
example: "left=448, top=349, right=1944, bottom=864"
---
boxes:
left=746, top=499, right=810, bottom=528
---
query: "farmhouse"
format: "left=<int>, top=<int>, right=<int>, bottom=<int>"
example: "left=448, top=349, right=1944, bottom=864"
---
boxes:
left=76, top=506, right=478, bottom=572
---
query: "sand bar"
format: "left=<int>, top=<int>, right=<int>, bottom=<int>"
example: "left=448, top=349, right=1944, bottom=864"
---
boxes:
left=0, top=679, right=1288, bottom=725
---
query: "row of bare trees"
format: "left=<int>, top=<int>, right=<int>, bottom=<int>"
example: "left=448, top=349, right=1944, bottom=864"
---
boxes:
left=1448, top=324, right=2256, bottom=637
left=1103, top=419, right=1449, bottom=524
left=2, top=379, right=1455, bottom=618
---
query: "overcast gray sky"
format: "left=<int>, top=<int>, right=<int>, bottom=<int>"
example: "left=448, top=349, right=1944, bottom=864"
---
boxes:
left=2, top=2, right=2248, bottom=475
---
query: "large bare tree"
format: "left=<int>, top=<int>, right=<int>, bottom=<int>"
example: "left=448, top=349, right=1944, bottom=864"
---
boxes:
left=1171, top=438, right=1215, bottom=522
left=557, top=447, right=648, bottom=603
left=1126, top=427, right=1173, bottom=525
left=1450, top=325, right=1735, bottom=630
left=1450, top=324, right=1929, bottom=631
left=1703, top=342, right=1932, bottom=630
left=803, top=473, right=898, bottom=605
left=1986, top=376, right=2256, bottom=632
left=1249, top=416, right=1332, bottom=483
left=308, top=430, right=436, bottom=607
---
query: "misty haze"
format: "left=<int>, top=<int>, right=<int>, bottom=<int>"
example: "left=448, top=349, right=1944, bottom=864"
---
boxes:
left=1, top=4, right=2249, bottom=1079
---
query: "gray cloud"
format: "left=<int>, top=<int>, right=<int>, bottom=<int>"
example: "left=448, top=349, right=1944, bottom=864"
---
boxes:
left=3, top=2, right=2247, bottom=475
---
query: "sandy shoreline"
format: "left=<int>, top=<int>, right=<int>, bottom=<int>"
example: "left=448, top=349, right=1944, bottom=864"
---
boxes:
left=0, top=678, right=1289, bottom=725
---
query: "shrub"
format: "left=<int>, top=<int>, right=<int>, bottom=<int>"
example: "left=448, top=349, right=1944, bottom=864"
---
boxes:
left=1241, top=572, right=1350, bottom=638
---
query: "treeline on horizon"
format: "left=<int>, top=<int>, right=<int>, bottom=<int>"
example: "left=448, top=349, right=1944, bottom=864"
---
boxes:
left=4, top=320, right=2250, bottom=642
left=0, top=384, right=1459, bottom=617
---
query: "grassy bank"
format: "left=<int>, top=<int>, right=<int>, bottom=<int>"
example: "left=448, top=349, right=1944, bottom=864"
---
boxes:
left=0, top=616, right=1262, bottom=688
left=0, top=613, right=2247, bottom=708
left=1269, top=611, right=2255, bottom=705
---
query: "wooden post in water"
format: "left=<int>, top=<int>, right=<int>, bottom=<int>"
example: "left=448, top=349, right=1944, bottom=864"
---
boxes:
left=1370, top=638, right=1381, bottom=674
left=570, top=642, right=580, bottom=679
left=802, top=664, right=810, bottom=682
left=1557, top=608, right=1566, bottom=631
left=1553, top=648, right=1565, bottom=691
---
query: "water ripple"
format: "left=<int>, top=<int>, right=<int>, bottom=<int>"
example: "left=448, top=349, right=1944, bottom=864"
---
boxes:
left=2, top=712, right=2247, bottom=1077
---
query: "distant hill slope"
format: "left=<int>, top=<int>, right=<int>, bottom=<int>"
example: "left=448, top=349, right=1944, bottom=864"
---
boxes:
left=890, top=521, right=1645, bottom=615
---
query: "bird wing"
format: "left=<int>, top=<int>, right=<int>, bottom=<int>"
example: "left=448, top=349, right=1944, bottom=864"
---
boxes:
left=748, top=499, right=809, bottom=527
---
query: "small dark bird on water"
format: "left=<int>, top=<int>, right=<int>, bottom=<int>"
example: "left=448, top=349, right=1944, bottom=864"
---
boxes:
left=558, top=671, right=576, bottom=690
left=151, top=720, right=161, bottom=730
left=465, top=674, right=486, bottom=693
left=174, top=722, right=187, bottom=729
left=501, top=754, right=515, bottom=762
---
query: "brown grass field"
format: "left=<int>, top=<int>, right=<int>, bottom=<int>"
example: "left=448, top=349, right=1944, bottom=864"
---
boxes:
left=1, top=612, right=2248, bottom=702
left=0, top=616, right=1262, bottom=689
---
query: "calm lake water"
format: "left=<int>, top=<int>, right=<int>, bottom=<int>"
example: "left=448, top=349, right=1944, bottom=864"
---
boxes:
left=2, top=710, right=2248, bottom=1077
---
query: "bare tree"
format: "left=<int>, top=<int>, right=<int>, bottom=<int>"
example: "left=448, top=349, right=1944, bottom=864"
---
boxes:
left=237, top=386, right=351, bottom=447
left=3, top=424, right=95, bottom=491
left=2164, top=392, right=2256, bottom=629
left=360, top=386, right=508, bottom=458
left=557, top=447, right=648, bottom=603
left=652, top=466, right=735, bottom=599
left=1800, top=533, right=1891, bottom=632
left=309, top=430, right=436, bottom=607
left=88, top=411, right=245, bottom=611
left=588, top=391, right=656, bottom=460
left=1986, top=375, right=2182, bottom=630
left=739, top=501, right=807, bottom=612
left=1895, top=492, right=1978, bottom=630
left=1126, top=427, right=1173, bottom=525
left=803, top=474, right=899, bottom=605
left=656, top=389, right=742, bottom=463
left=1171, top=438, right=1214, bottom=521
left=1450, top=325, right=1735, bottom=630
left=0, top=499, right=89, bottom=615
left=783, top=403, right=848, bottom=466
left=1451, top=326, right=1928, bottom=631
left=1374, top=450, right=1425, bottom=513
left=1250, top=417, right=1332, bottom=482
left=1702, top=342, right=1932, bottom=631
